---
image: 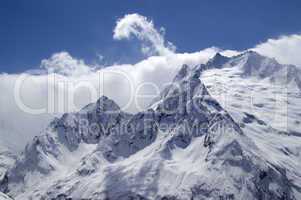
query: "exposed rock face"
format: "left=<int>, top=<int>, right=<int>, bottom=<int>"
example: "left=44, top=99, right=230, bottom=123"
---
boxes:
left=206, top=52, right=230, bottom=69
left=1, top=55, right=300, bottom=199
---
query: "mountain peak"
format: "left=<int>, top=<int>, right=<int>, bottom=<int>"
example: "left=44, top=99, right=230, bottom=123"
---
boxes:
left=80, top=95, right=120, bottom=113
left=96, top=95, right=110, bottom=103
left=235, top=51, right=284, bottom=77
left=96, top=95, right=120, bottom=112
left=206, top=52, right=230, bottom=68
left=244, top=50, right=259, bottom=55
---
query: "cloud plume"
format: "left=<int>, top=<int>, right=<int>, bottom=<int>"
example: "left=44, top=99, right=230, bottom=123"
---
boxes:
left=113, top=13, right=176, bottom=56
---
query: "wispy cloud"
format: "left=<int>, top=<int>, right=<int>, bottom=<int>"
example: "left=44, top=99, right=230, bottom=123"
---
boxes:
left=113, top=13, right=176, bottom=56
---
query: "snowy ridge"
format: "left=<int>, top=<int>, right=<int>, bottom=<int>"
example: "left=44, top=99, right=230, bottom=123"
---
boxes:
left=205, top=51, right=301, bottom=91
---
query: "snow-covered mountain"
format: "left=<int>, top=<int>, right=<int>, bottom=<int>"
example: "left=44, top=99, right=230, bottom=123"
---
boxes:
left=1, top=51, right=301, bottom=199
left=202, top=51, right=301, bottom=134
left=205, top=51, right=301, bottom=90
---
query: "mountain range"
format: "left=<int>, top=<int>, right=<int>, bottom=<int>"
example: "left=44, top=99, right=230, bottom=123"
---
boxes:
left=0, top=51, right=300, bottom=200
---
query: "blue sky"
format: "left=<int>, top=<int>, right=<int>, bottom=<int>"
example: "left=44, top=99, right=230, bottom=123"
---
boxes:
left=1, top=0, right=301, bottom=73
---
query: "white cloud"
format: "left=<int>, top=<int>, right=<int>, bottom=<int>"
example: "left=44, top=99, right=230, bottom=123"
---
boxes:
left=253, top=34, right=301, bottom=67
left=220, top=49, right=241, bottom=57
left=113, top=13, right=176, bottom=56
left=41, top=52, right=93, bottom=76
left=0, top=73, right=54, bottom=151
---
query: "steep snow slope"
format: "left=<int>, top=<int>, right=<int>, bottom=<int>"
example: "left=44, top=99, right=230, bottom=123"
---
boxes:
left=201, top=52, right=301, bottom=199
left=201, top=51, right=301, bottom=135
left=2, top=61, right=299, bottom=199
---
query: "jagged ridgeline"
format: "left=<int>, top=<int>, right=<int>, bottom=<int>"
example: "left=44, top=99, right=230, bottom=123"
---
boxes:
left=0, top=52, right=300, bottom=200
